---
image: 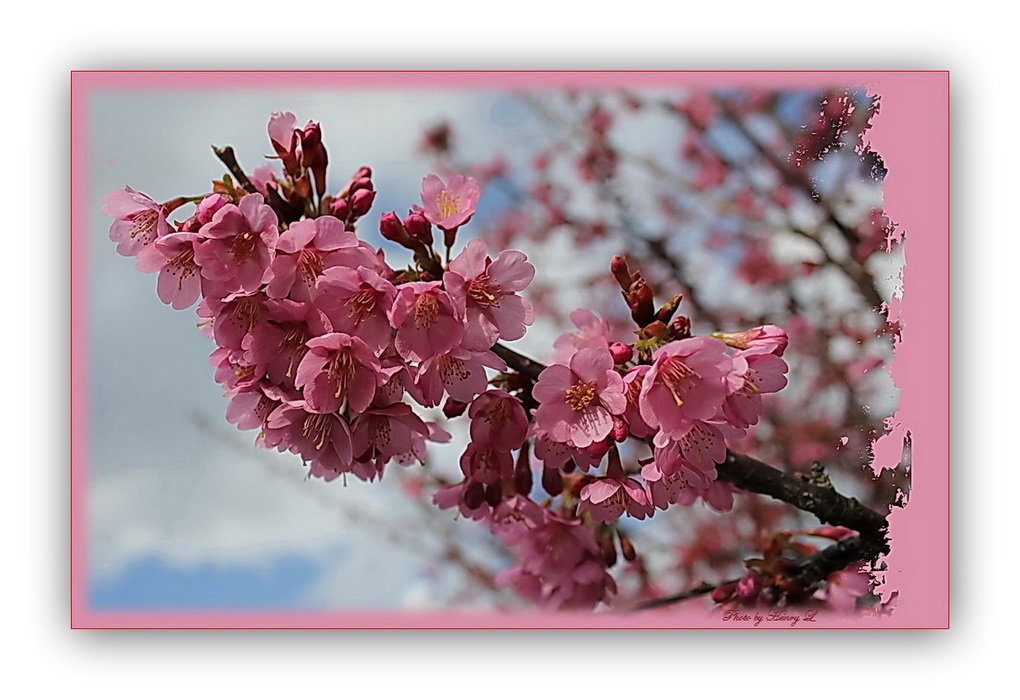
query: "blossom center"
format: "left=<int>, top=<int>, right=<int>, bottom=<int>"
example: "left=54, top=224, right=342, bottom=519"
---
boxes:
left=659, top=356, right=701, bottom=406
left=467, top=274, right=502, bottom=308
left=413, top=293, right=440, bottom=329
left=302, top=412, right=331, bottom=450
left=439, top=355, right=469, bottom=385
left=232, top=231, right=258, bottom=262
left=297, top=248, right=324, bottom=287
left=564, top=380, right=598, bottom=411
left=283, top=326, right=310, bottom=379
left=327, top=350, right=356, bottom=399
left=130, top=210, right=158, bottom=241
left=436, top=189, right=462, bottom=220
left=167, top=248, right=198, bottom=291
left=344, top=288, right=377, bottom=324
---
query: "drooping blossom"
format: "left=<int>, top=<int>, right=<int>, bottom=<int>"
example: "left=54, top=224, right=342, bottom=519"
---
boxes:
left=350, top=403, right=430, bottom=466
left=102, top=186, right=171, bottom=258
left=387, top=281, right=464, bottom=362
left=577, top=477, right=653, bottom=523
left=416, top=349, right=506, bottom=407
left=444, top=239, right=535, bottom=350
left=420, top=173, right=480, bottom=230
left=532, top=347, right=626, bottom=448
left=266, top=216, right=359, bottom=301
left=242, top=298, right=331, bottom=388
left=468, top=390, right=529, bottom=453
left=196, top=193, right=280, bottom=295
left=204, top=291, right=270, bottom=352
left=265, top=399, right=354, bottom=475
left=294, top=333, right=384, bottom=414
left=722, top=350, right=789, bottom=429
left=135, top=231, right=203, bottom=310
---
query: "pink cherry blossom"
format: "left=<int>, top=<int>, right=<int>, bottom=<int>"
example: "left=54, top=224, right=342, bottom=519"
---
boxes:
left=713, top=325, right=789, bottom=355
left=722, top=350, right=789, bottom=429
left=416, top=349, right=506, bottom=407
left=195, top=193, right=279, bottom=295
left=294, top=333, right=384, bottom=414
left=387, top=281, right=464, bottom=362
left=135, top=231, right=203, bottom=310
left=577, top=477, right=653, bottom=523
left=459, top=445, right=514, bottom=485
left=638, top=336, right=735, bottom=441
left=443, top=239, right=536, bottom=350
left=551, top=308, right=612, bottom=363
left=532, top=347, right=626, bottom=448
left=266, top=216, right=359, bottom=301
left=420, top=173, right=480, bottom=230
left=265, top=399, right=354, bottom=474
left=316, top=266, right=398, bottom=353
left=531, top=428, right=606, bottom=472
left=242, top=298, right=331, bottom=389
left=204, top=291, right=270, bottom=352
left=468, top=390, right=529, bottom=453
left=350, top=403, right=430, bottom=465
left=102, top=186, right=171, bottom=258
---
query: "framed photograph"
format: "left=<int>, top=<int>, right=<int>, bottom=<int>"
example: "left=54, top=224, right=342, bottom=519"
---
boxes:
left=70, top=71, right=949, bottom=628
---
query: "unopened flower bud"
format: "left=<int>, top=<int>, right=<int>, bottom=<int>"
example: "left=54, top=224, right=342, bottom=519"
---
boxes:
left=196, top=193, right=228, bottom=224
left=611, top=416, right=630, bottom=442
left=484, top=482, right=503, bottom=508
left=329, top=198, right=350, bottom=220
left=600, top=537, right=618, bottom=568
left=737, top=572, right=760, bottom=601
left=514, top=446, right=533, bottom=496
left=670, top=316, right=692, bottom=340
left=618, top=531, right=637, bottom=562
left=464, top=481, right=486, bottom=510
left=403, top=212, right=434, bottom=247
left=542, top=466, right=563, bottom=497
left=355, top=166, right=372, bottom=180
left=584, top=439, right=610, bottom=462
left=655, top=294, right=684, bottom=324
left=712, top=583, right=738, bottom=603
left=350, top=189, right=376, bottom=218
left=610, top=255, right=632, bottom=290
left=807, top=526, right=857, bottom=541
left=625, top=278, right=655, bottom=326
left=350, top=176, right=373, bottom=192
left=379, top=211, right=412, bottom=246
left=609, top=342, right=633, bottom=364
left=641, top=320, right=668, bottom=339
left=442, top=397, right=469, bottom=419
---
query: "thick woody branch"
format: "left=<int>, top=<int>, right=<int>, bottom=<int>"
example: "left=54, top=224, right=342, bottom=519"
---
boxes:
left=491, top=343, right=890, bottom=552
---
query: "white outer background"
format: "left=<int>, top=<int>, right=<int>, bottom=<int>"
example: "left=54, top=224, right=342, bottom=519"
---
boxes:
left=8, top=3, right=1004, bottom=698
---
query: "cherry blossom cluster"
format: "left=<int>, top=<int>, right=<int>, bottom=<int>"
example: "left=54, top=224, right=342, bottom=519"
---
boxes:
left=103, top=111, right=535, bottom=484
left=103, top=110, right=793, bottom=611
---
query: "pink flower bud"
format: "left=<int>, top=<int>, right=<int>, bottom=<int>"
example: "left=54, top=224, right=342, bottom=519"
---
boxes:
left=464, top=481, right=486, bottom=510
left=737, top=572, right=760, bottom=601
left=196, top=194, right=228, bottom=224
left=670, top=315, right=692, bottom=340
left=329, top=198, right=350, bottom=220
left=611, top=416, right=629, bottom=442
left=583, top=439, right=610, bottom=462
left=442, top=397, right=469, bottom=418
left=711, top=583, right=737, bottom=603
left=542, top=466, right=563, bottom=497
left=609, top=342, right=633, bottom=364
left=350, top=176, right=373, bottom=192
left=379, top=211, right=412, bottom=246
left=403, top=212, right=434, bottom=247
left=610, top=255, right=632, bottom=290
left=350, top=189, right=376, bottom=218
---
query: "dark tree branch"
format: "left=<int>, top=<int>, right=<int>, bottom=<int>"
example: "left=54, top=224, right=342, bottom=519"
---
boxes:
left=212, top=145, right=258, bottom=193
left=491, top=343, right=890, bottom=552
left=634, top=579, right=740, bottom=611
left=717, top=452, right=888, bottom=549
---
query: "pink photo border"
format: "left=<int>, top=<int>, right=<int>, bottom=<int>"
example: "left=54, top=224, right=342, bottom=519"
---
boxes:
left=70, top=70, right=949, bottom=629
